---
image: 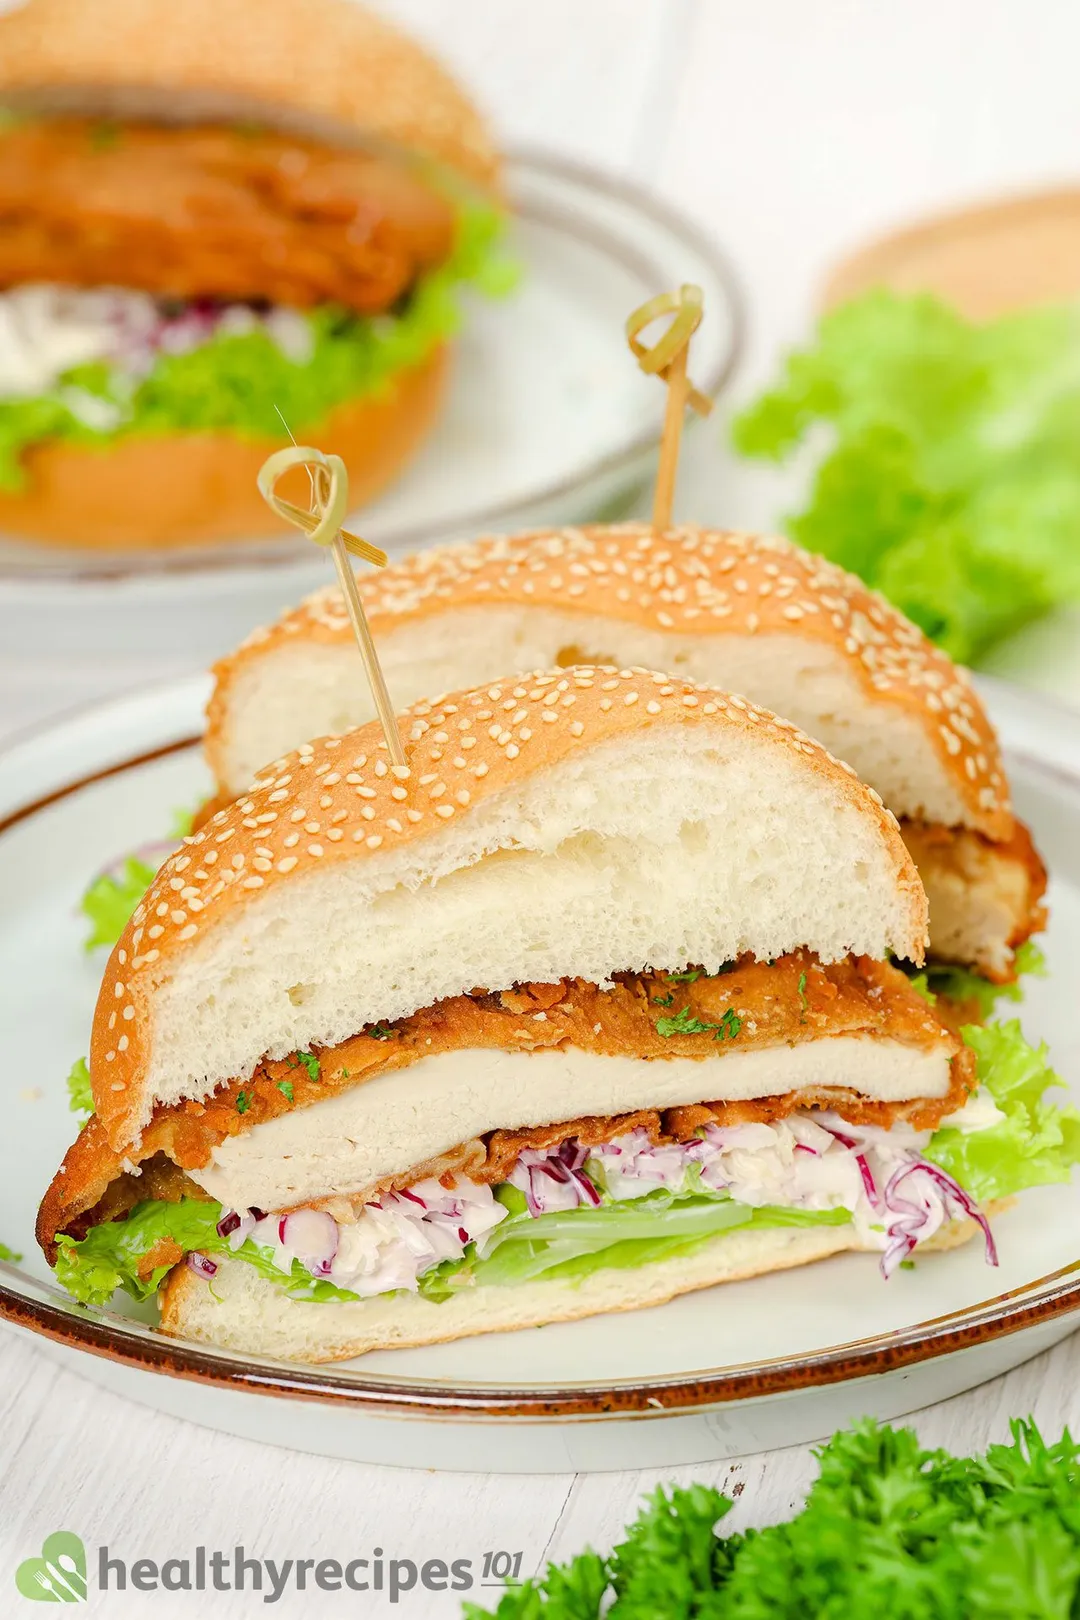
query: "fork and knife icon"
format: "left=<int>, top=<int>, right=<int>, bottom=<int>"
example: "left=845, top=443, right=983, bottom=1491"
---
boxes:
left=15, top=1531, right=87, bottom=1603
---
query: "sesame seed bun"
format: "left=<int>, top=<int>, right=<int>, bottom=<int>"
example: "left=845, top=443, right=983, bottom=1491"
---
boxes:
left=207, top=523, right=1012, bottom=839
left=0, top=343, right=447, bottom=550
left=0, top=0, right=499, bottom=191
left=92, top=665, right=927, bottom=1152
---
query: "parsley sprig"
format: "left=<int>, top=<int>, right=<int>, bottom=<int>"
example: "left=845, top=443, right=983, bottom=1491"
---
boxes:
left=655, top=1004, right=742, bottom=1041
left=285, top=1050, right=321, bottom=1081
left=466, top=1417, right=1080, bottom=1617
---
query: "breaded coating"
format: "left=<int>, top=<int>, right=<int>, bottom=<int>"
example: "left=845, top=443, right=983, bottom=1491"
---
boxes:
left=0, top=119, right=455, bottom=314
left=902, top=817, right=1047, bottom=982
left=38, top=952, right=972, bottom=1257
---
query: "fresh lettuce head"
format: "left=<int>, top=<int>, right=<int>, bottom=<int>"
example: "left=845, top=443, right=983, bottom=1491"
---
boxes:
left=929, top=1019, right=1080, bottom=1202
left=732, top=290, right=1080, bottom=662
left=0, top=199, right=515, bottom=489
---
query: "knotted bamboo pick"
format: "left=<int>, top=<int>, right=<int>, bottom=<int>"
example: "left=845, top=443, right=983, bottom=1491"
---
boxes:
left=625, top=284, right=713, bottom=532
left=257, top=445, right=407, bottom=767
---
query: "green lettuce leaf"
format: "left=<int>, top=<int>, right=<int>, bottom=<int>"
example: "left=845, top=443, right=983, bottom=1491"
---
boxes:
left=55, top=1187, right=852, bottom=1311
left=910, top=939, right=1047, bottom=1021
left=54, top=1198, right=359, bottom=1309
left=66, top=1057, right=93, bottom=1120
left=732, top=290, right=1080, bottom=662
left=0, top=1242, right=23, bottom=1264
left=418, top=1191, right=851, bottom=1301
left=79, top=857, right=158, bottom=953
left=78, top=803, right=207, bottom=951
left=928, top=1019, right=1080, bottom=1203
left=0, top=199, right=513, bottom=489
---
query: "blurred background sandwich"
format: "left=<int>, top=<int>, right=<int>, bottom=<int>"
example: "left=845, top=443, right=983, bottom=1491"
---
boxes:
left=0, top=0, right=504, bottom=550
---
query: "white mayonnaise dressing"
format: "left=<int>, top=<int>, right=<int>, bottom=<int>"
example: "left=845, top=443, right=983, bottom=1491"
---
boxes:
left=0, top=284, right=315, bottom=411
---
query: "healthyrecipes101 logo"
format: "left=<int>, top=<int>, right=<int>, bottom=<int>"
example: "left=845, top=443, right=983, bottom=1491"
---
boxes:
left=14, top=1532, right=523, bottom=1604
left=16, top=1532, right=87, bottom=1603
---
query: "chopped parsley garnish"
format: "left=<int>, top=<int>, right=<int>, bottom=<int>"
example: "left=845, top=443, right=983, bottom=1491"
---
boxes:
left=666, top=969, right=703, bottom=984
left=296, top=1050, right=321, bottom=1081
left=798, top=971, right=809, bottom=1022
left=368, top=1023, right=396, bottom=1041
left=235, top=1091, right=251, bottom=1115
left=651, top=991, right=675, bottom=1007
left=277, top=1080, right=294, bottom=1103
left=655, top=1004, right=742, bottom=1041
left=89, top=121, right=121, bottom=151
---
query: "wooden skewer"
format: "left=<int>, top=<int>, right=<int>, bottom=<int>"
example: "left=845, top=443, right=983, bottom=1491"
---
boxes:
left=257, top=445, right=407, bottom=767
left=625, top=284, right=713, bottom=533
left=327, top=527, right=406, bottom=767
left=652, top=337, right=690, bottom=533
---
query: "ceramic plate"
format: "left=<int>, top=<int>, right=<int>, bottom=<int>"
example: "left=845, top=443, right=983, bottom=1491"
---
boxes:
left=0, top=150, right=743, bottom=661
left=1, top=674, right=1079, bottom=1473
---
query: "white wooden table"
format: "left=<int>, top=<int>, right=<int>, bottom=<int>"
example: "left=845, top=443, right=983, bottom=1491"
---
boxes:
left=5, top=3, right=1080, bottom=1612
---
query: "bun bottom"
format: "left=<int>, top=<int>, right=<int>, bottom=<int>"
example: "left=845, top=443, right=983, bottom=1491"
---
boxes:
left=0, top=344, right=448, bottom=551
left=159, top=1215, right=987, bottom=1365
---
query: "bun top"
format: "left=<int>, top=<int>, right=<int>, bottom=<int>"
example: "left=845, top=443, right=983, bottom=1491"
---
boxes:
left=217, top=523, right=1011, bottom=839
left=91, top=664, right=926, bottom=1149
left=0, top=0, right=499, bottom=190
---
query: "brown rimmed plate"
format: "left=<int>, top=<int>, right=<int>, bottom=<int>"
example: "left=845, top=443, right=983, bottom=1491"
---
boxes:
left=0, top=674, right=1078, bottom=1472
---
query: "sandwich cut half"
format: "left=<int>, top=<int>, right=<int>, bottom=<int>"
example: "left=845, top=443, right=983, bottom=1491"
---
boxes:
left=41, top=669, right=1077, bottom=1363
left=205, top=524, right=1047, bottom=991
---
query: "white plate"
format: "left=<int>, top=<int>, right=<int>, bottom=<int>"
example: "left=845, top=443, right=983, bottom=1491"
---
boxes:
left=1, top=674, right=1079, bottom=1473
left=0, top=150, right=742, bottom=661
